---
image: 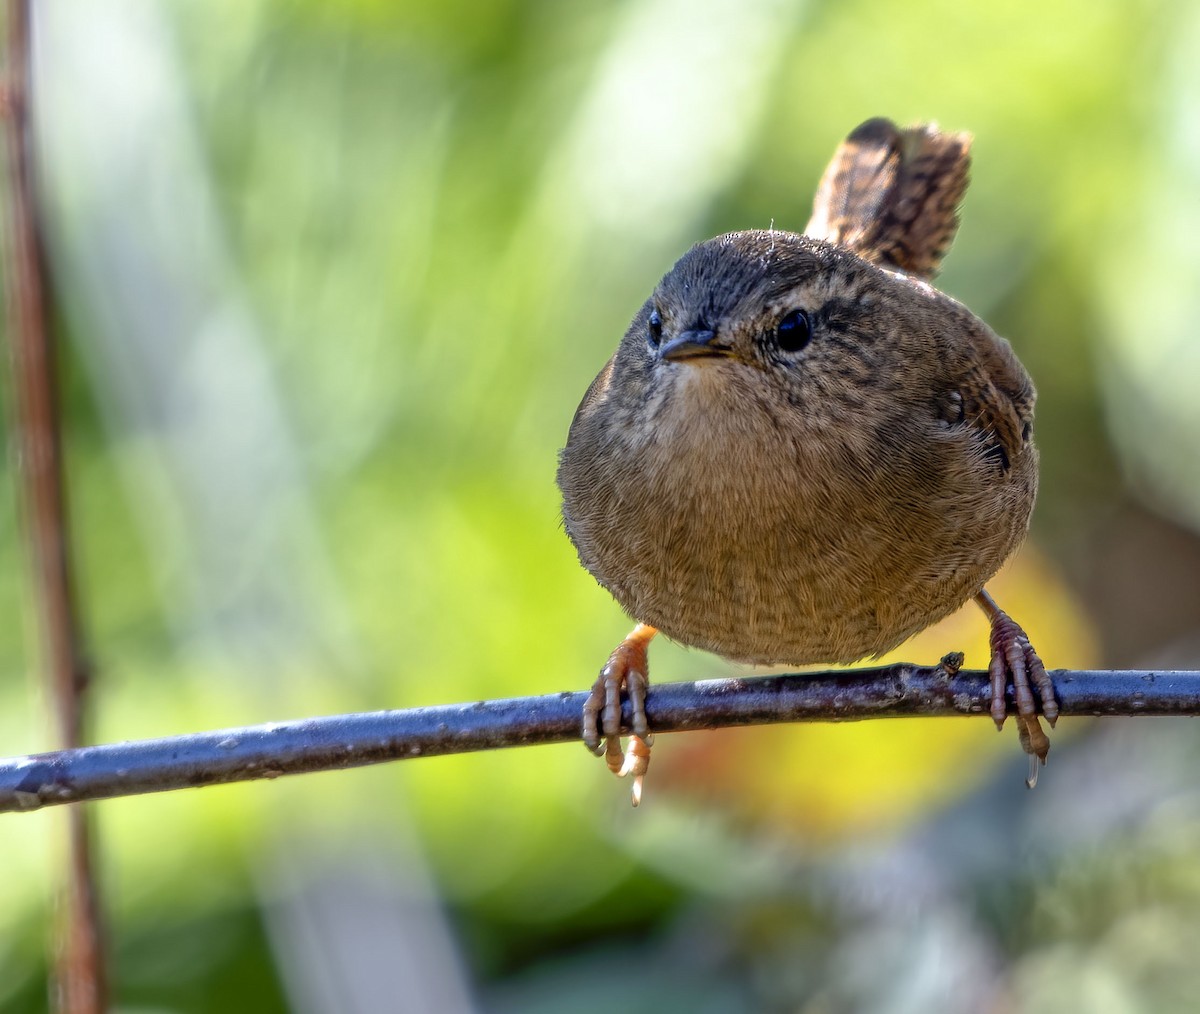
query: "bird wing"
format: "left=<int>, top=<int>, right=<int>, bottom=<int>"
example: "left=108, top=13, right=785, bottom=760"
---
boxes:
left=956, top=324, right=1036, bottom=475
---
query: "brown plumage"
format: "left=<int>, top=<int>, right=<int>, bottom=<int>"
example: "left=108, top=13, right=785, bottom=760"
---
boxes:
left=805, top=117, right=971, bottom=280
left=558, top=118, right=1055, bottom=803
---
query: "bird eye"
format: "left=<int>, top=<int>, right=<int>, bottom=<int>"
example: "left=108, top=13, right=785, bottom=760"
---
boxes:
left=776, top=309, right=812, bottom=352
left=647, top=309, right=663, bottom=347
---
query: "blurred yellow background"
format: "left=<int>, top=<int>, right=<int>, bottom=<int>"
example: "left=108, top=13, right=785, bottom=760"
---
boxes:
left=3, top=0, right=1200, bottom=1011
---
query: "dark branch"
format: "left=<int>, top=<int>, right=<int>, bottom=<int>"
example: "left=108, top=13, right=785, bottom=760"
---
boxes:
left=2, top=666, right=1198, bottom=814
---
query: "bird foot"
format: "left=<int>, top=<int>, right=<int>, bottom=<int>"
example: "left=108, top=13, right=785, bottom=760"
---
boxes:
left=978, top=592, right=1057, bottom=787
left=582, top=624, right=656, bottom=806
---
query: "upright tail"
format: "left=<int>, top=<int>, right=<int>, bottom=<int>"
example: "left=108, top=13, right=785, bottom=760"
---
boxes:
left=804, top=117, right=971, bottom=281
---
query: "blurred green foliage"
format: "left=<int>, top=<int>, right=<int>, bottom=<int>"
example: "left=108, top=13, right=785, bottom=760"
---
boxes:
left=4, top=0, right=1200, bottom=1010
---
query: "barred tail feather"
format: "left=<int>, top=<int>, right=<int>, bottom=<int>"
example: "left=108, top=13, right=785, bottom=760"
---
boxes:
left=805, top=117, right=971, bottom=281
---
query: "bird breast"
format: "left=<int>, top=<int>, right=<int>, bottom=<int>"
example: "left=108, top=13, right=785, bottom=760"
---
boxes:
left=559, top=357, right=1034, bottom=667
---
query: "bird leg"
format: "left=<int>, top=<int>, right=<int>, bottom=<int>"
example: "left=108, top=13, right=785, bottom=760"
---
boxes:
left=582, top=623, right=657, bottom=806
left=975, top=589, right=1057, bottom=786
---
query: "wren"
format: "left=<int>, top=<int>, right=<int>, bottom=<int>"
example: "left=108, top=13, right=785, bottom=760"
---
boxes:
left=557, top=118, right=1056, bottom=804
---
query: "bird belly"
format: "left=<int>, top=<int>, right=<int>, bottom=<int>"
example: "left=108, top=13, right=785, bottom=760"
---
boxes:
left=561, top=395, right=1033, bottom=666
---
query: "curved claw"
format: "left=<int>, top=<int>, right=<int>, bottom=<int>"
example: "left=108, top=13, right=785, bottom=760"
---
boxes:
left=619, top=735, right=652, bottom=807
left=581, top=678, right=605, bottom=756
left=987, top=643, right=1009, bottom=730
left=1025, top=753, right=1040, bottom=790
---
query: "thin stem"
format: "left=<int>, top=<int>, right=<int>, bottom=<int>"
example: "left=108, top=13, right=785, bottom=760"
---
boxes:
left=2, top=1, right=105, bottom=1009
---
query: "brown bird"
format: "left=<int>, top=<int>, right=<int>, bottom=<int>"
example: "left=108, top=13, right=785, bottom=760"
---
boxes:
left=557, top=117, right=1056, bottom=804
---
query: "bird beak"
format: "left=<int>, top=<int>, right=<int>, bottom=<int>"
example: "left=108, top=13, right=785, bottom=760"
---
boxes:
left=658, top=329, right=734, bottom=362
